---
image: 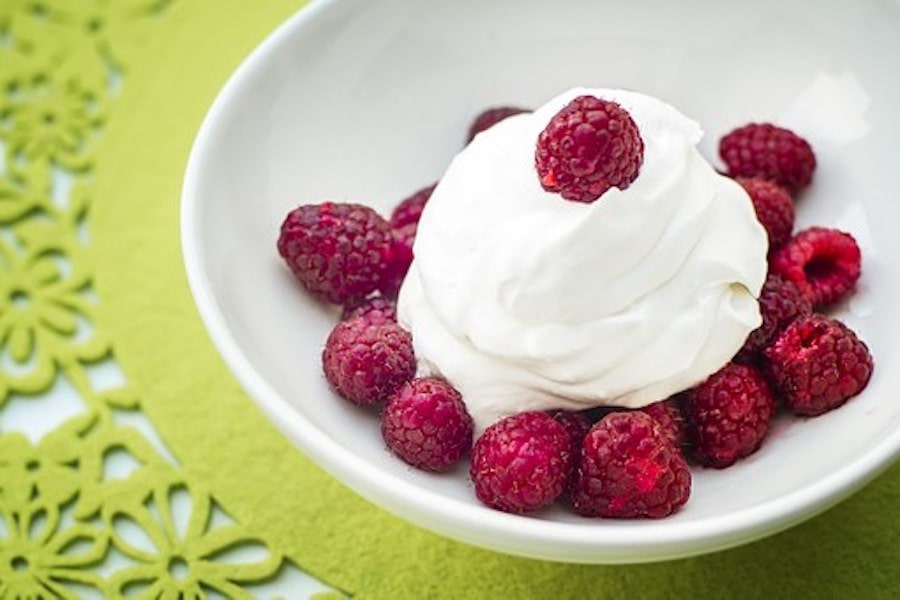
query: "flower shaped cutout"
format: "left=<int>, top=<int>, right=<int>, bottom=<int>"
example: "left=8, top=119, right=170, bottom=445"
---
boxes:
left=106, top=480, right=282, bottom=598
left=0, top=233, right=105, bottom=398
left=0, top=430, right=85, bottom=511
left=0, top=504, right=106, bottom=598
left=2, top=66, right=101, bottom=170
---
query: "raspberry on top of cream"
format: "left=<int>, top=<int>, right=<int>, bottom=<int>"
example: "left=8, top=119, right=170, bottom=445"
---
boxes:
left=398, top=87, right=768, bottom=432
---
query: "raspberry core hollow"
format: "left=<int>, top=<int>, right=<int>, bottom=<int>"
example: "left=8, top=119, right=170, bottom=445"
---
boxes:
left=398, top=88, right=768, bottom=433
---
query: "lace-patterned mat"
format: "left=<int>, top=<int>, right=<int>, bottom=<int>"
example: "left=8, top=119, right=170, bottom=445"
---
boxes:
left=3, top=0, right=899, bottom=598
left=0, top=0, right=337, bottom=597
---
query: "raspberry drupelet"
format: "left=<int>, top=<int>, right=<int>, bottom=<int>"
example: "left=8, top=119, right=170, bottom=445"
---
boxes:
left=470, top=412, right=573, bottom=513
left=321, top=313, right=415, bottom=405
left=764, top=314, right=873, bottom=417
left=719, top=123, right=816, bottom=195
left=680, top=362, right=776, bottom=468
left=278, top=202, right=396, bottom=304
left=571, top=412, right=691, bottom=519
left=535, top=95, right=644, bottom=203
left=382, top=377, right=473, bottom=472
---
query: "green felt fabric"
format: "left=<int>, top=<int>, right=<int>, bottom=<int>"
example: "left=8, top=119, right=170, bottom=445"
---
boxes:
left=89, top=1, right=899, bottom=597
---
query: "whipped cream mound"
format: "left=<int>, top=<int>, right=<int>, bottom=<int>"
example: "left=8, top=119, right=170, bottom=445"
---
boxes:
left=398, top=87, right=768, bottom=433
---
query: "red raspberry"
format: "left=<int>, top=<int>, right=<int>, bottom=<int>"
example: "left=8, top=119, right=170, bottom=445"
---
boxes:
left=341, top=294, right=397, bottom=322
left=321, top=314, right=415, bottom=405
left=278, top=202, right=395, bottom=304
left=381, top=377, right=473, bottom=471
left=735, top=274, right=813, bottom=363
left=719, top=123, right=816, bottom=195
left=390, top=183, right=435, bottom=232
left=638, top=399, right=686, bottom=450
left=550, top=410, right=593, bottom=460
left=380, top=183, right=436, bottom=298
left=735, top=177, right=795, bottom=252
left=769, top=227, right=861, bottom=309
left=379, top=236, right=414, bottom=300
left=681, top=362, right=775, bottom=468
left=466, top=106, right=529, bottom=143
left=764, top=314, right=873, bottom=417
left=535, top=95, right=644, bottom=203
left=571, top=412, right=691, bottom=519
left=470, top=412, right=573, bottom=513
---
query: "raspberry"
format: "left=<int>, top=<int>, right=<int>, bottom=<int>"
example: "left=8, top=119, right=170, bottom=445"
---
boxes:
left=470, top=412, right=573, bottom=513
left=571, top=412, right=691, bottom=519
left=735, top=274, right=812, bottom=363
left=321, top=315, right=415, bottom=405
left=681, top=362, right=775, bottom=468
left=466, top=106, right=529, bottom=143
left=341, top=294, right=397, bottom=322
left=278, top=202, right=395, bottom=304
left=550, top=410, right=593, bottom=460
left=379, top=236, right=414, bottom=300
left=390, top=183, right=435, bottom=232
left=735, top=177, right=795, bottom=252
left=764, top=314, right=873, bottom=417
left=380, top=183, right=436, bottom=298
left=381, top=377, right=473, bottom=471
left=769, top=227, right=861, bottom=308
left=638, top=399, right=686, bottom=450
left=719, top=123, right=816, bottom=195
left=535, top=95, right=644, bottom=203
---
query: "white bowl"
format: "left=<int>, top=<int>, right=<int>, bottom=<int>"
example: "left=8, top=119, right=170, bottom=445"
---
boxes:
left=181, top=0, right=900, bottom=563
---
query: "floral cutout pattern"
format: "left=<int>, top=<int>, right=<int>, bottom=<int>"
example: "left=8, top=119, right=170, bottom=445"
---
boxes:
left=0, top=226, right=105, bottom=399
left=0, top=503, right=106, bottom=598
left=0, top=2, right=331, bottom=597
left=104, top=481, right=281, bottom=598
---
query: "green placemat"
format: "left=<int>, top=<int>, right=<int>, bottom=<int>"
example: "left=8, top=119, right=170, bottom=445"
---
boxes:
left=3, top=0, right=897, bottom=598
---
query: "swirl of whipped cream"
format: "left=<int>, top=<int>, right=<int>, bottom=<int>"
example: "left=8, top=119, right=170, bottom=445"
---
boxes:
left=398, top=88, right=767, bottom=432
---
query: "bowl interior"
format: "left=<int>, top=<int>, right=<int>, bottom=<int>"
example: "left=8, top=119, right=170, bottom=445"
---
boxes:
left=183, top=0, right=900, bottom=562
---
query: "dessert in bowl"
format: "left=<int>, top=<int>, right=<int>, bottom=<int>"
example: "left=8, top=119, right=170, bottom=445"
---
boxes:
left=181, top=0, right=900, bottom=562
left=400, top=87, right=769, bottom=431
